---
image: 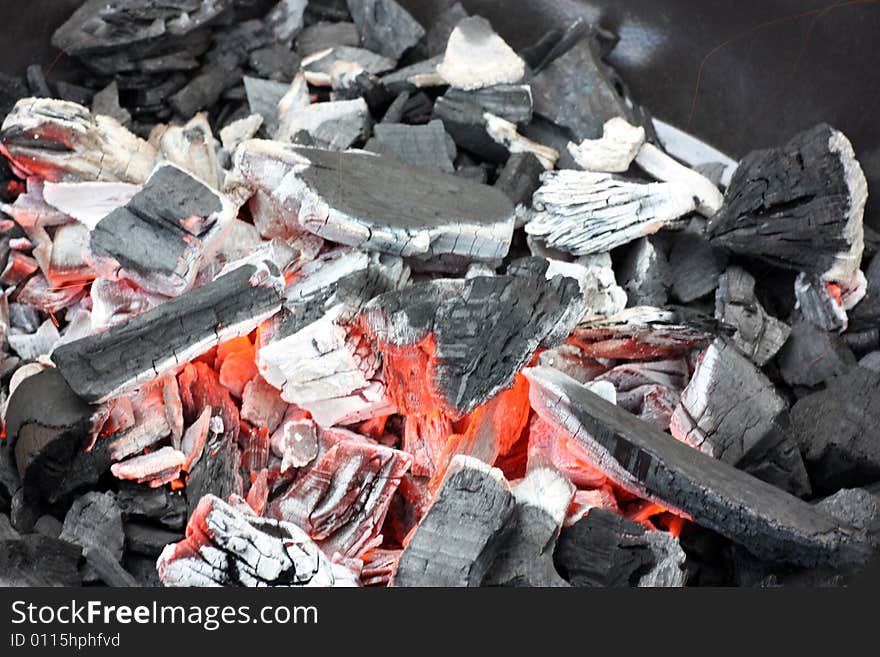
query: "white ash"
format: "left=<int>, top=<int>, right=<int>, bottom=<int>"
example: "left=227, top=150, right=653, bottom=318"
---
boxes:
left=634, top=142, right=724, bottom=217
left=568, top=117, right=646, bottom=173
left=437, top=17, right=526, bottom=91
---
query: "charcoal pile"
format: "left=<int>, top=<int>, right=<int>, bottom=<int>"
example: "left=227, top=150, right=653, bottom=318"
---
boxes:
left=0, top=0, right=878, bottom=588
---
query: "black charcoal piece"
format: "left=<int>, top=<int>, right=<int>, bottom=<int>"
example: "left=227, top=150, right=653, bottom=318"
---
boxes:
left=849, top=254, right=880, bottom=331
left=0, top=535, right=82, bottom=586
left=346, top=0, right=425, bottom=60
left=380, top=56, right=443, bottom=95
left=116, top=481, right=187, bottom=530
left=231, top=141, right=514, bottom=264
left=91, top=81, right=132, bottom=126
left=184, top=434, right=243, bottom=520
left=51, top=263, right=283, bottom=403
left=362, top=259, right=583, bottom=417
left=432, top=95, right=508, bottom=163
left=33, top=515, right=63, bottom=539
left=494, top=153, right=545, bottom=208
left=715, top=266, right=791, bottom=366
left=670, top=339, right=811, bottom=497
left=302, top=46, right=397, bottom=83
left=531, top=37, right=630, bottom=141
left=816, top=488, right=880, bottom=548
left=4, top=368, right=95, bottom=504
left=0, top=514, right=18, bottom=540
left=0, top=444, right=19, bottom=514
left=25, top=64, right=51, bottom=98
left=794, top=272, right=848, bottom=332
left=169, top=65, right=243, bottom=117
left=524, top=366, right=870, bottom=567
left=616, top=237, right=670, bottom=308
left=158, top=494, right=358, bottom=586
left=83, top=545, right=139, bottom=587
left=60, top=491, right=124, bottom=562
left=791, top=367, right=880, bottom=491
left=707, top=124, right=867, bottom=283
left=266, top=0, right=308, bottom=46
left=124, top=521, right=184, bottom=557
left=275, top=99, right=371, bottom=150
left=381, top=91, right=410, bottom=123
left=523, top=19, right=617, bottom=72
left=668, top=231, right=728, bottom=303
left=244, top=76, right=290, bottom=135
left=249, top=45, right=302, bottom=82
left=777, top=318, right=856, bottom=388
left=423, top=2, right=469, bottom=56
left=444, top=84, right=533, bottom=125
left=88, top=164, right=231, bottom=296
left=366, top=120, right=456, bottom=172
left=393, top=457, right=515, bottom=587
left=296, top=21, right=360, bottom=56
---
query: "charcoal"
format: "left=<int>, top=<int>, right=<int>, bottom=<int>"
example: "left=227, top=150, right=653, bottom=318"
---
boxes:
left=88, top=164, right=232, bottom=296
left=244, top=76, right=290, bottom=135
left=777, top=318, right=856, bottom=388
left=554, top=509, right=686, bottom=587
left=525, top=366, right=871, bottom=567
left=332, top=69, right=392, bottom=112
left=707, top=124, right=867, bottom=284
left=423, top=2, right=469, bottom=56
left=444, top=85, right=533, bottom=125
left=206, top=20, right=271, bottom=70
left=484, top=469, right=573, bottom=587
left=124, top=521, right=184, bottom=557
left=266, top=0, right=308, bottom=46
left=248, top=45, right=302, bottom=83
left=571, top=306, right=719, bottom=360
left=616, top=237, right=670, bottom=308
left=362, top=260, right=583, bottom=417
left=791, top=367, right=880, bottom=491
left=158, top=494, right=359, bottom=586
left=25, top=65, right=51, bottom=98
left=296, top=21, right=361, bottom=56
left=0, top=534, right=82, bottom=586
left=531, top=37, right=630, bottom=141
left=715, top=266, right=791, bottom=366
left=269, top=433, right=411, bottom=558
left=83, top=545, right=139, bottom=587
left=153, top=114, right=222, bottom=188
left=494, top=153, right=544, bottom=208
left=861, top=351, right=880, bottom=372
left=816, top=488, right=880, bottom=547
left=670, top=339, right=810, bottom=496
left=9, top=489, right=41, bottom=533
left=527, top=170, right=698, bottom=255
left=0, top=444, right=20, bottom=513
left=794, top=272, right=848, bottom=332
left=169, top=65, right=243, bottom=118
left=848, top=253, right=880, bottom=331
left=230, top=141, right=514, bottom=265
left=569, top=117, right=645, bottom=173
left=60, top=491, right=124, bottom=563
left=635, top=143, right=724, bottom=217
left=0, top=98, right=157, bottom=183
left=302, top=46, right=397, bottom=86
left=138, top=52, right=201, bottom=75
left=524, top=18, right=616, bottom=71
left=393, top=457, right=516, bottom=587
left=483, top=114, right=559, bottom=170
left=437, top=17, right=524, bottom=91
left=432, top=95, right=508, bottom=163
left=52, top=263, right=284, bottom=403
left=275, top=99, right=371, bottom=149
left=381, top=56, right=444, bottom=95
left=366, top=120, right=456, bottom=172
left=0, top=72, right=28, bottom=118
left=380, top=91, right=410, bottom=123
left=0, top=513, right=18, bottom=540
left=668, top=230, right=728, bottom=303
left=346, top=0, right=425, bottom=60
left=4, top=368, right=95, bottom=504
left=124, top=554, right=164, bottom=587
left=185, top=433, right=243, bottom=520
left=846, top=329, right=880, bottom=356
left=33, top=514, right=63, bottom=539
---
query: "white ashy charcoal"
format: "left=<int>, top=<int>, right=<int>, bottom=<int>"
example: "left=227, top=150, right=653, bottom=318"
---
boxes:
left=568, top=117, right=646, bottom=173
left=484, top=113, right=558, bottom=171
left=635, top=142, right=724, bottom=217
left=437, top=17, right=525, bottom=90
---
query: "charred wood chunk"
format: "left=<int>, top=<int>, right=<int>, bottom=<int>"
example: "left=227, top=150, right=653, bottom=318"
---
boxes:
left=269, top=433, right=412, bottom=558
left=393, top=456, right=516, bottom=587
left=554, top=509, right=686, bottom=587
left=816, top=488, right=880, bottom=549
left=92, top=81, right=131, bottom=127
left=776, top=318, right=856, bottom=388
left=296, top=21, right=360, bottom=56
left=84, top=545, right=139, bottom=587
left=184, top=430, right=243, bottom=520
left=617, top=237, right=670, bottom=308
left=527, top=170, right=698, bottom=255
left=51, top=263, right=284, bottom=403
left=265, top=0, right=308, bottom=47
left=849, top=254, right=880, bottom=331
left=572, top=306, right=719, bottom=360
left=444, top=84, right=533, bottom=125
left=437, top=17, right=524, bottom=91
left=346, top=0, right=425, bottom=60
left=568, top=117, right=645, bottom=173
left=4, top=368, right=97, bottom=504
left=230, top=141, right=514, bottom=264
left=707, top=124, right=867, bottom=283
left=366, top=120, right=456, bottom=172
left=791, top=367, right=880, bottom=492
left=276, top=99, right=371, bottom=149
left=60, top=491, right=125, bottom=563
left=494, top=153, right=545, bottom=208
left=158, top=494, right=360, bottom=587
left=0, top=98, right=157, bottom=183
left=668, top=231, right=728, bottom=304
left=423, top=1, right=469, bottom=56
left=169, top=65, right=244, bottom=118
left=124, top=521, right=184, bottom=558
left=0, top=443, right=19, bottom=514
left=524, top=366, right=871, bottom=567
left=116, top=481, right=187, bottom=530
left=794, top=272, right=849, bottom=332
left=0, top=534, right=82, bottom=586
left=89, top=164, right=232, bottom=296
left=670, top=339, right=810, bottom=497
left=361, top=259, right=582, bottom=417
left=531, top=37, right=630, bottom=141
left=380, top=56, right=444, bottom=95
left=432, top=95, right=509, bottom=163
left=715, top=266, right=791, bottom=366
left=243, top=76, right=290, bottom=136
left=484, top=469, right=573, bottom=587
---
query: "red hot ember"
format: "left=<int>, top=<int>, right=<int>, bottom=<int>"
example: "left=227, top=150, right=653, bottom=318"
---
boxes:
left=0, top=0, right=877, bottom=589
